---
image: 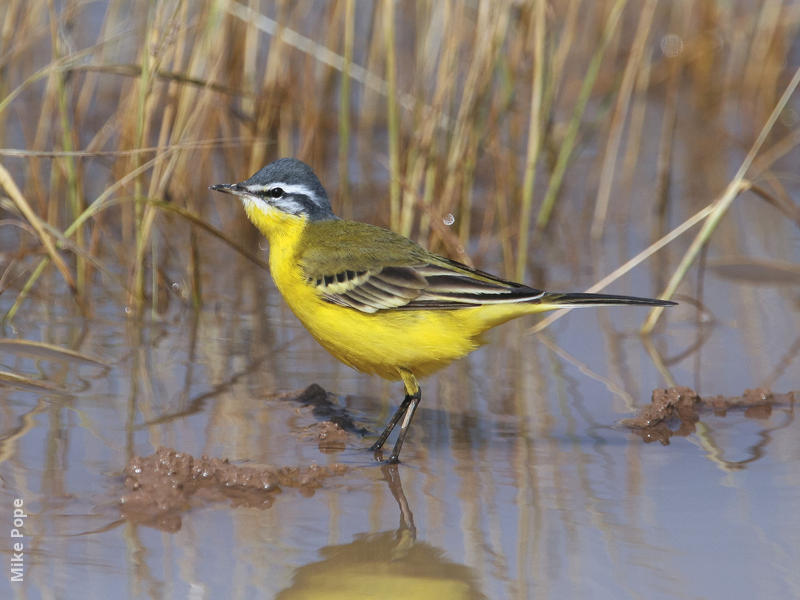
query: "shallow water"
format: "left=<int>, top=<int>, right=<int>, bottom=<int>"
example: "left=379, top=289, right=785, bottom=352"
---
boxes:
left=1, top=234, right=798, bottom=599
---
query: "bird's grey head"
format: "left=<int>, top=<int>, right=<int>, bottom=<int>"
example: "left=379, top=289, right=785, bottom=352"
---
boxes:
left=209, top=158, right=337, bottom=221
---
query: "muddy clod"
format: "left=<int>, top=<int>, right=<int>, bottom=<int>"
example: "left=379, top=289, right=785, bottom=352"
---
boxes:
left=623, top=386, right=794, bottom=445
left=311, top=420, right=351, bottom=451
left=120, top=447, right=348, bottom=530
left=284, top=383, right=369, bottom=436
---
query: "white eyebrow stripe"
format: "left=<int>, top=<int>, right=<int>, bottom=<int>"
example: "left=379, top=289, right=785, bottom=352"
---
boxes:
left=244, top=182, right=316, bottom=197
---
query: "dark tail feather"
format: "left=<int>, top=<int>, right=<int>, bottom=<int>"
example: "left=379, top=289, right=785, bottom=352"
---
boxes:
left=539, top=292, right=676, bottom=308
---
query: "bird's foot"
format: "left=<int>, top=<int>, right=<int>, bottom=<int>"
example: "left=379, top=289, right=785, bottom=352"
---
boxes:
left=370, top=446, right=401, bottom=464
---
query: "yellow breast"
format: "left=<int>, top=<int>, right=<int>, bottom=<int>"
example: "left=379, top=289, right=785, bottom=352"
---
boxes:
left=244, top=202, right=533, bottom=381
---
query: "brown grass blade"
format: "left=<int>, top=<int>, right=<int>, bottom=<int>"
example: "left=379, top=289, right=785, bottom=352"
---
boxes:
left=0, top=162, right=76, bottom=292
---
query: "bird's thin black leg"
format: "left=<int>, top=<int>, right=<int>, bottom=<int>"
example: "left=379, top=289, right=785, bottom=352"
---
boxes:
left=387, top=389, right=421, bottom=463
left=370, top=393, right=414, bottom=452
left=372, top=371, right=421, bottom=463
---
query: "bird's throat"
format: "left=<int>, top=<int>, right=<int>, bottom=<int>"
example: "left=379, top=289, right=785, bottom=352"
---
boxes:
left=242, top=198, right=307, bottom=244
left=241, top=198, right=308, bottom=298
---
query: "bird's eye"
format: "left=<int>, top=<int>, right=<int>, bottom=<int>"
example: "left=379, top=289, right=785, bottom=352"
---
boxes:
left=267, top=187, right=284, bottom=198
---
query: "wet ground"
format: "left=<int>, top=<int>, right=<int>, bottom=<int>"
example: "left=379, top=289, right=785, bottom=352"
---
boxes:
left=1, top=240, right=799, bottom=598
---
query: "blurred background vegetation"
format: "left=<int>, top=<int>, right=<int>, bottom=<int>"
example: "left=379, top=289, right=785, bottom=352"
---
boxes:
left=0, top=0, right=798, bottom=324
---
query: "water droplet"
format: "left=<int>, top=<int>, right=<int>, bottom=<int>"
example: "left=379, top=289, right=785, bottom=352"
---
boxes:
left=660, top=34, right=683, bottom=58
left=124, top=306, right=132, bottom=315
left=780, top=107, right=798, bottom=127
left=443, top=213, right=455, bottom=226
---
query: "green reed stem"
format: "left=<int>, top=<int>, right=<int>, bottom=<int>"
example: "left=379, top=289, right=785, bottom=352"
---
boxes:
left=535, top=0, right=626, bottom=231
left=3, top=260, right=47, bottom=325
left=131, top=7, right=157, bottom=310
left=383, top=0, right=401, bottom=232
left=55, top=69, right=83, bottom=293
left=515, top=0, right=546, bottom=281
left=338, top=0, right=354, bottom=219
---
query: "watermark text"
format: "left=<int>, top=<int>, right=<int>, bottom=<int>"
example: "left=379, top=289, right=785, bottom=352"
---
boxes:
left=10, top=498, right=26, bottom=583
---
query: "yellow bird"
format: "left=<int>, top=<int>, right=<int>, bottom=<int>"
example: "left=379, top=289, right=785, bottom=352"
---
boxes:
left=211, top=158, right=675, bottom=463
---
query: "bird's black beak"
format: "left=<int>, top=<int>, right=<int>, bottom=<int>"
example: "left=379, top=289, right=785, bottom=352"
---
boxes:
left=209, top=183, right=246, bottom=195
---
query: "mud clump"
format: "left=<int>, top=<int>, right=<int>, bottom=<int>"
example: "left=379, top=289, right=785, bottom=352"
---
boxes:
left=621, top=386, right=700, bottom=443
left=120, top=447, right=348, bottom=530
left=623, top=386, right=793, bottom=444
left=284, top=383, right=369, bottom=436
left=309, top=421, right=351, bottom=451
left=272, top=383, right=368, bottom=451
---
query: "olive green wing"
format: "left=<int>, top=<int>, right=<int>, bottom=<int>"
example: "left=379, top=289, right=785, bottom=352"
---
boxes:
left=298, top=221, right=545, bottom=314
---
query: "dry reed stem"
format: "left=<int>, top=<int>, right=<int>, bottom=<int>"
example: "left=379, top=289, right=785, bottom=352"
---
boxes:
left=337, top=0, right=355, bottom=219
left=2, top=147, right=179, bottom=323
left=1, top=0, right=797, bottom=322
left=617, top=44, right=652, bottom=216
left=641, top=63, right=800, bottom=333
left=590, top=0, right=657, bottom=240
left=529, top=202, right=717, bottom=335
left=150, top=200, right=268, bottom=269
left=224, top=0, right=427, bottom=125
left=537, top=334, right=636, bottom=410
left=417, top=0, right=457, bottom=243
left=0, top=163, right=75, bottom=292
left=383, top=0, right=401, bottom=233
